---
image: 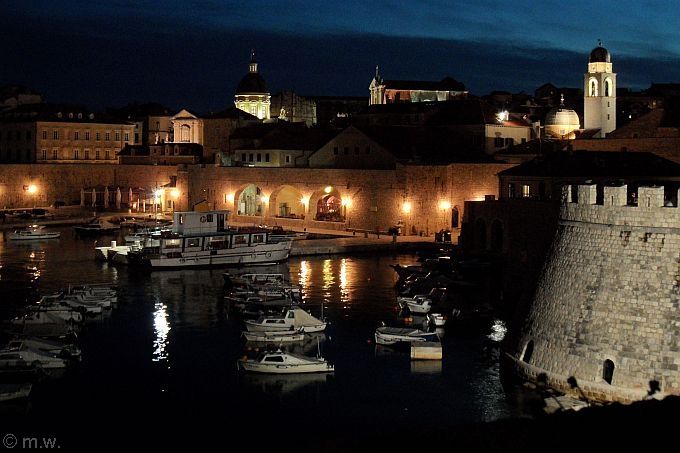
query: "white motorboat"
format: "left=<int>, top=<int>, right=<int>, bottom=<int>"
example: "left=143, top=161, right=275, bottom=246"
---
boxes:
left=237, top=350, right=334, bottom=374
left=6, top=337, right=81, bottom=360
left=7, top=225, right=60, bottom=240
left=0, top=342, right=69, bottom=369
left=25, top=305, right=83, bottom=324
left=0, top=383, right=32, bottom=402
left=244, top=307, right=327, bottom=333
left=374, top=326, right=440, bottom=345
left=397, top=295, right=433, bottom=314
left=242, top=329, right=305, bottom=343
left=127, top=211, right=292, bottom=270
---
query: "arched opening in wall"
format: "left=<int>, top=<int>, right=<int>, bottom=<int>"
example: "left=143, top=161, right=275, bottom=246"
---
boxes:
left=236, top=184, right=263, bottom=216
left=604, top=78, right=612, bottom=97
left=180, top=124, right=191, bottom=142
left=603, top=359, right=615, bottom=385
left=589, top=78, right=598, bottom=97
left=316, top=195, right=344, bottom=222
left=522, top=340, right=534, bottom=364
left=270, top=185, right=305, bottom=219
left=571, top=184, right=579, bottom=203
left=451, top=206, right=459, bottom=229
left=474, top=218, right=487, bottom=251
left=490, top=219, right=503, bottom=252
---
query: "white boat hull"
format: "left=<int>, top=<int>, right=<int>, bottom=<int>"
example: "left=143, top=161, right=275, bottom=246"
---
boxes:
left=238, top=360, right=334, bottom=374
left=242, top=331, right=305, bottom=342
left=133, top=242, right=291, bottom=269
left=244, top=322, right=326, bottom=333
left=8, top=233, right=60, bottom=240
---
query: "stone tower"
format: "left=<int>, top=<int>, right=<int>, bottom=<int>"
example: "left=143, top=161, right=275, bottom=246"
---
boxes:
left=506, top=184, right=680, bottom=403
left=584, top=42, right=616, bottom=137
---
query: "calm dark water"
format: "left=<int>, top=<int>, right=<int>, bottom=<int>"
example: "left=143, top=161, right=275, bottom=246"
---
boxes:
left=0, top=227, right=522, bottom=449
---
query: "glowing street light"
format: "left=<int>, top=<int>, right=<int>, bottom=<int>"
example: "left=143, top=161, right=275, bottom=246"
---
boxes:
left=439, top=200, right=451, bottom=210
left=27, top=184, right=38, bottom=194
left=170, top=188, right=180, bottom=198
left=324, top=186, right=332, bottom=194
left=402, top=201, right=412, bottom=214
left=341, top=197, right=352, bottom=207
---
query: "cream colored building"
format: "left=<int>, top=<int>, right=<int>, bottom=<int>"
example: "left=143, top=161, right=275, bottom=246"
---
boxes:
left=544, top=95, right=581, bottom=139
left=0, top=104, right=134, bottom=163
left=171, top=107, right=259, bottom=163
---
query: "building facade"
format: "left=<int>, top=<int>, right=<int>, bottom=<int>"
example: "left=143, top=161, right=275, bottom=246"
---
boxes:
left=0, top=104, right=134, bottom=164
left=369, top=67, right=467, bottom=105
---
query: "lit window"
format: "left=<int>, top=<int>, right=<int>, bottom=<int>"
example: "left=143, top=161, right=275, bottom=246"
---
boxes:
left=522, top=185, right=530, bottom=198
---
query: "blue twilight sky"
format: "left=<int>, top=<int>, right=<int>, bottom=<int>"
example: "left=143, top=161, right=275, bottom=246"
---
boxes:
left=2, top=0, right=680, bottom=112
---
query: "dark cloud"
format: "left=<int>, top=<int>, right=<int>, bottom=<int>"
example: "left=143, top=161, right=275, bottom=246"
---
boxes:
left=2, top=6, right=679, bottom=112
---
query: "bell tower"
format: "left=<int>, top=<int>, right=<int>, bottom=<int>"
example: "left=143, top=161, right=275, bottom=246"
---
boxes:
left=584, top=41, right=616, bottom=137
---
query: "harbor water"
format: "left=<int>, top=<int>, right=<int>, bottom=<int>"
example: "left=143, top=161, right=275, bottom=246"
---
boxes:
left=0, top=226, right=524, bottom=448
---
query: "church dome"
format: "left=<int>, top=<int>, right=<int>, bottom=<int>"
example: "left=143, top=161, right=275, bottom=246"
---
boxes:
left=589, top=46, right=611, bottom=63
left=236, top=72, right=267, bottom=94
left=545, top=106, right=580, bottom=127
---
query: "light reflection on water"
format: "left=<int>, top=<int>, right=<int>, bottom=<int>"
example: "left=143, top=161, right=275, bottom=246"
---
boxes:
left=152, top=302, right=171, bottom=363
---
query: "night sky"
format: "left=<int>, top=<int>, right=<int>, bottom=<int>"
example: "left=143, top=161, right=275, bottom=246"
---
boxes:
left=3, top=0, right=680, bottom=112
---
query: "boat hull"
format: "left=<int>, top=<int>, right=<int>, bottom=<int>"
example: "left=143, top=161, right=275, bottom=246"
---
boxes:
left=238, top=361, right=334, bottom=374
left=244, top=322, right=326, bottom=333
left=130, top=243, right=291, bottom=270
left=8, top=233, right=60, bottom=240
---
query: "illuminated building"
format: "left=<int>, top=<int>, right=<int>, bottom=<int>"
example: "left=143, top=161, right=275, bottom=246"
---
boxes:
left=584, top=42, right=616, bottom=137
left=234, top=50, right=271, bottom=120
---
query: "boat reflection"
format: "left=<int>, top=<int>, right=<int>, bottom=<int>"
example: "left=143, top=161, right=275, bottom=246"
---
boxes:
left=239, top=372, right=333, bottom=396
left=410, top=360, right=442, bottom=375
left=244, top=333, right=327, bottom=356
left=152, top=302, right=170, bottom=363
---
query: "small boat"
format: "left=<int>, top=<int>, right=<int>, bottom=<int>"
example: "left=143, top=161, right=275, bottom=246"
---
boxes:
left=374, top=326, right=439, bottom=345
left=7, top=225, right=60, bottom=240
left=6, top=337, right=81, bottom=360
left=0, top=383, right=32, bottom=402
left=242, top=329, right=305, bottom=343
left=428, top=313, right=446, bottom=327
left=0, top=342, right=69, bottom=370
left=74, top=219, right=120, bottom=236
left=237, top=350, right=334, bottom=374
left=397, top=295, right=433, bottom=314
left=244, top=307, right=327, bottom=333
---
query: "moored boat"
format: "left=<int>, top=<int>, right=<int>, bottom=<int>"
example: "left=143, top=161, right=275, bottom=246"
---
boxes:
left=0, top=383, right=32, bottom=402
left=397, top=294, right=433, bottom=314
left=374, top=326, right=439, bottom=345
left=237, top=350, right=334, bottom=374
left=244, top=307, right=326, bottom=333
left=127, top=210, right=292, bottom=270
left=74, top=219, right=120, bottom=236
left=242, top=329, right=305, bottom=343
left=7, top=225, right=60, bottom=240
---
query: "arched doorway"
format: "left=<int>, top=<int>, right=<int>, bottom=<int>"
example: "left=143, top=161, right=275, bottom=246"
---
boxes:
left=522, top=340, right=534, bottom=364
left=603, top=359, right=615, bottom=385
left=316, top=194, right=343, bottom=222
left=451, top=206, right=459, bottom=229
left=270, top=185, right=306, bottom=219
left=474, top=218, right=487, bottom=251
left=490, top=219, right=503, bottom=252
left=236, top=184, right=263, bottom=216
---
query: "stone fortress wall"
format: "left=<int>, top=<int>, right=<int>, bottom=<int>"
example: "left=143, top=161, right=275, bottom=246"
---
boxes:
left=507, top=183, right=680, bottom=402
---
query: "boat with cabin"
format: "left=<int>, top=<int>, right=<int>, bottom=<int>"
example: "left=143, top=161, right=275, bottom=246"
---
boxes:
left=244, top=307, right=326, bottom=333
left=237, top=350, right=334, bottom=374
left=7, top=225, right=60, bottom=240
left=127, top=210, right=292, bottom=269
left=242, top=329, right=306, bottom=343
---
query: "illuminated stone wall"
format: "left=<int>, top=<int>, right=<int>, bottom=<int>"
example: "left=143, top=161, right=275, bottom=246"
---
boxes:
left=507, top=184, right=680, bottom=403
